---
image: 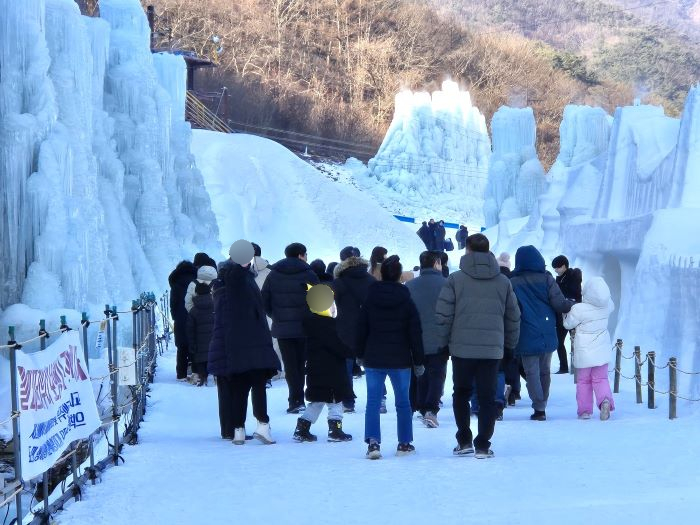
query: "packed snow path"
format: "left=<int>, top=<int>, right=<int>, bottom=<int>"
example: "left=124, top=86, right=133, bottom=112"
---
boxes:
left=56, top=349, right=700, bottom=524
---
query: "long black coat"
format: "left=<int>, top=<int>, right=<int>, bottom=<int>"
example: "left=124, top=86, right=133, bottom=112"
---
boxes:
left=169, top=261, right=197, bottom=348
left=261, top=257, right=320, bottom=339
left=302, top=312, right=354, bottom=403
left=331, top=257, right=375, bottom=355
left=455, top=226, right=468, bottom=250
left=186, top=291, right=215, bottom=365
left=356, top=281, right=424, bottom=369
left=208, top=262, right=280, bottom=377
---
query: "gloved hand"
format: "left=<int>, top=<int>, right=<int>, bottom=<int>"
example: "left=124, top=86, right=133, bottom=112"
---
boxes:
left=413, top=365, right=425, bottom=377
left=355, top=358, right=364, bottom=368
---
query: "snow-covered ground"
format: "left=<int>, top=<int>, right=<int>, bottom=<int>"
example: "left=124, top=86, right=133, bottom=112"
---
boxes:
left=191, top=130, right=425, bottom=265
left=54, top=347, right=700, bottom=525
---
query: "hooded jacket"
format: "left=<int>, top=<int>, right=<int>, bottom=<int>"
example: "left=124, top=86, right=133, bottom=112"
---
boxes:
left=435, top=251, right=521, bottom=359
left=261, top=257, right=320, bottom=339
left=405, top=268, right=446, bottom=355
left=168, top=260, right=198, bottom=348
left=563, top=277, right=615, bottom=368
left=185, top=265, right=218, bottom=312
left=510, top=246, right=573, bottom=356
left=356, top=281, right=424, bottom=369
left=332, top=257, right=375, bottom=354
left=208, top=262, right=280, bottom=377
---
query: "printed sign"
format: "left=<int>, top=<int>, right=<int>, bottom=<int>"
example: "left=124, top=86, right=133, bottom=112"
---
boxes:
left=15, top=330, right=100, bottom=481
left=94, top=320, right=107, bottom=356
left=118, top=348, right=137, bottom=386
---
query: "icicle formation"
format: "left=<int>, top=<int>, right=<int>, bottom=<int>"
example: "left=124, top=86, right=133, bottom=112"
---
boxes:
left=483, top=107, right=545, bottom=227
left=368, top=80, right=491, bottom=222
left=0, top=0, right=54, bottom=309
left=0, top=0, right=220, bottom=311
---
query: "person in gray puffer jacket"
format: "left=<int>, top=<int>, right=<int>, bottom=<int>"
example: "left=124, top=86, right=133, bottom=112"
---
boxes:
left=435, top=234, right=520, bottom=458
left=405, top=251, right=447, bottom=428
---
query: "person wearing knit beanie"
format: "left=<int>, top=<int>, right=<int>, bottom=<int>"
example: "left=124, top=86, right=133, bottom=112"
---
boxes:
left=496, top=252, right=511, bottom=270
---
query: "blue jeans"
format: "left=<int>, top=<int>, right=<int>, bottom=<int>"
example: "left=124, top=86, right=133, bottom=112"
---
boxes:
left=365, top=368, right=413, bottom=444
left=470, top=371, right=506, bottom=413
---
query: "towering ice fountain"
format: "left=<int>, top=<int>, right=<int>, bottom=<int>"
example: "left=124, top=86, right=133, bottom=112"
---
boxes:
left=367, top=80, right=491, bottom=225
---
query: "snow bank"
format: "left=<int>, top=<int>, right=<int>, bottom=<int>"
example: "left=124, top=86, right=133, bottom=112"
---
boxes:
left=191, top=130, right=426, bottom=265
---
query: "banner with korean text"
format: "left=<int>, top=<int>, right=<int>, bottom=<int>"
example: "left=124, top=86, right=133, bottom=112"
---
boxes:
left=15, top=330, right=100, bottom=481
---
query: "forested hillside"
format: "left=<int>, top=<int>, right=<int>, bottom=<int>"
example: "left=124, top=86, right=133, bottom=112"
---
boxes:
left=135, top=0, right=697, bottom=167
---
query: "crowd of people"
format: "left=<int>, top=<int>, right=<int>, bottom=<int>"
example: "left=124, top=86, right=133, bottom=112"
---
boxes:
left=168, top=234, right=617, bottom=459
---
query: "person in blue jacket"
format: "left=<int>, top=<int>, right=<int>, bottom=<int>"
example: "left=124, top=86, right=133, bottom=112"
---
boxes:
left=510, top=246, right=574, bottom=421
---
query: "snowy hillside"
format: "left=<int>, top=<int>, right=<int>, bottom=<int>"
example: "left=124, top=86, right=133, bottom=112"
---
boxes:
left=190, top=130, right=426, bottom=265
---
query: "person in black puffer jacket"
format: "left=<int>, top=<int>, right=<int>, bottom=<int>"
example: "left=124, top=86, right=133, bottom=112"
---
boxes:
left=357, top=255, right=424, bottom=459
left=261, top=242, right=320, bottom=413
left=332, top=254, right=376, bottom=412
left=552, top=255, right=583, bottom=374
left=292, top=286, right=354, bottom=443
left=209, top=258, right=281, bottom=444
left=169, top=260, right=198, bottom=380
left=186, top=282, right=214, bottom=386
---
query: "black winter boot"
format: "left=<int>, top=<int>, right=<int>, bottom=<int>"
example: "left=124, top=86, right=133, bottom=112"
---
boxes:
left=292, top=418, right=317, bottom=442
left=327, top=420, right=352, bottom=442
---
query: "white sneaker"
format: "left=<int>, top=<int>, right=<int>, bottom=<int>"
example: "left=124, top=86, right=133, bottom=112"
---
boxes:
left=188, top=373, right=200, bottom=385
left=253, top=421, right=276, bottom=444
left=600, top=400, right=611, bottom=421
left=578, top=412, right=592, bottom=420
left=233, top=427, right=246, bottom=445
left=423, top=411, right=439, bottom=428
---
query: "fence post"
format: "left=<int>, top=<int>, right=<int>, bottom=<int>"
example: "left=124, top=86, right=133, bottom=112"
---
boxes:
left=39, top=321, right=50, bottom=518
left=634, top=346, right=642, bottom=404
left=669, top=357, right=677, bottom=420
left=111, top=306, right=120, bottom=463
left=104, top=305, right=118, bottom=465
left=647, top=351, right=656, bottom=409
left=8, top=326, right=23, bottom=525
left=131, top=300, right=140, bottom=429
left=81, top=312, right=97, bottom=484
left=613, top=340, right=622, bottom=393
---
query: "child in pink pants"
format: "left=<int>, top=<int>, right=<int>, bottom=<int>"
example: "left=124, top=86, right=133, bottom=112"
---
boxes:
left=563, top=277, right=615, bottom=420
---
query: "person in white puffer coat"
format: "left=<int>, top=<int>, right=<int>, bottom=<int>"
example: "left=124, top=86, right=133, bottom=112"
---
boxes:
left=563, top=277, right=616, bottom=420
left=185, top=265, right=218, bottom=313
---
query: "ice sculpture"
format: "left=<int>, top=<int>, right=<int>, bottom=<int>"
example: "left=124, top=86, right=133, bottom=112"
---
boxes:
left=483, top=107, right=545, bottom=227
left=561, top=94, right=700, bottom=400
left=540, top=105, right=611, bottom=252
left=0, top=0, right=219, bottom=313
left=367, top=80, right=490, bottom=224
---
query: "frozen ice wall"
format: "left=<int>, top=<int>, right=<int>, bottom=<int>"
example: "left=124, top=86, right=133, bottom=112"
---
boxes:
left=483, top=107, right=545, bottom=228
left=367, top=80, right=490, bottom=224
left=0, top=0, right=219, bottom=313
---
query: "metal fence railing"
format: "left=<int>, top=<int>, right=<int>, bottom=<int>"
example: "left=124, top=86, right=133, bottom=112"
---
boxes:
left=0, top=292, right=171, bottom=525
